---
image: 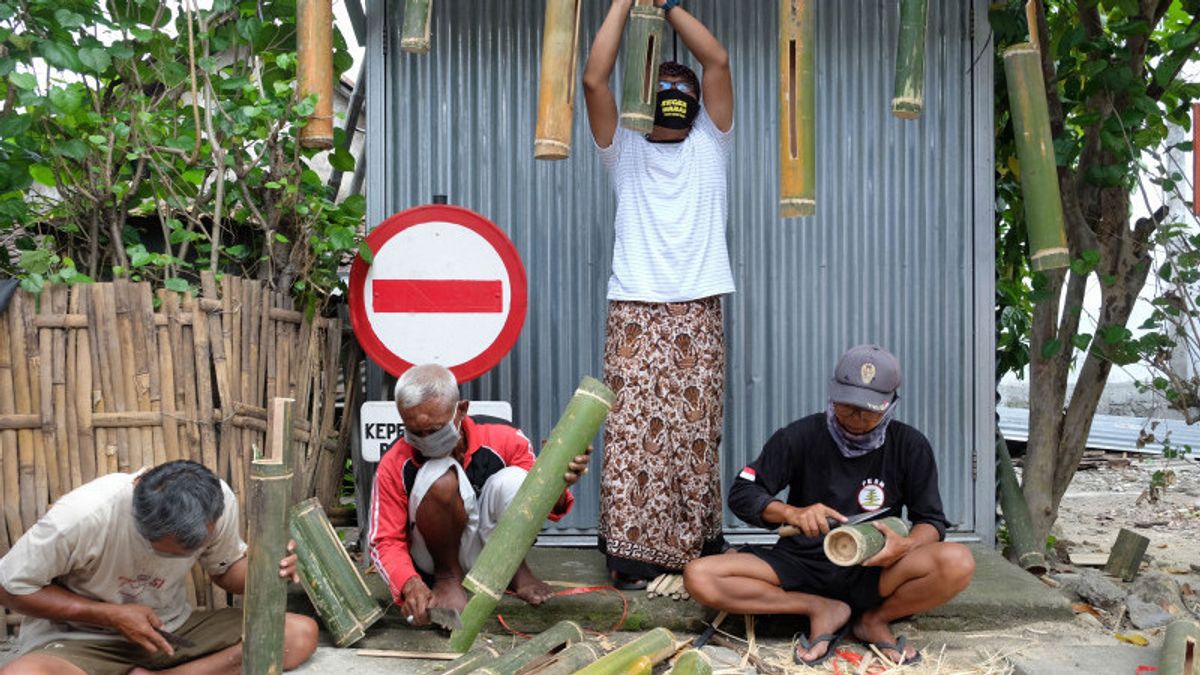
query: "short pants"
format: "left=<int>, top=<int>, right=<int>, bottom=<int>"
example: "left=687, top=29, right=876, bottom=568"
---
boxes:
left=744, top=543, right=884, bottom=611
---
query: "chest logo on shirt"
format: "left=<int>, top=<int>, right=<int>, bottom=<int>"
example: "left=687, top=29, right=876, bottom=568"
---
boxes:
left=857, top=479, right=886, bottom=511
left=117, top=574, right=166, bottom=602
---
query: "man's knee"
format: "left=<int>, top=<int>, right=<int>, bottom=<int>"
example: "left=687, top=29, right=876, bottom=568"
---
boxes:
left=424, top=467, right=462, bottom=504
left=935, top=542, right=975, bottom=589
left=683, top=557, right=717, bottom=604
left=282, top=612, right=319, bottom=670
left=1, top=654, right=87, bottom=675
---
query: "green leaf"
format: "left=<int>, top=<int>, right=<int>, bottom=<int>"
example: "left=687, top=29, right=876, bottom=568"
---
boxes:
left=87, top=134, right=107, bottom=145
left=19, top=249, right=53, bottom=275
left=53, top=139, right=88, bottom=162
left=329, top=147, right=355, bottom=172
left=357, top=241, right=374, bottom=264
left=48, top=85, right=83, bottom=113
left=1098, top=325, right=1132, bottom=344
left=328, top=225, right=355, bottom=251
left=0, top=115, right=33, bottom=138
left=274, top=233, right=290, bottom=243
left=181, top=169, right=206, bottom=186
left=29, top=164, right=55, bottom=187
left=164, top=277, right=190, bottom=293
left=38, top=41, right=82, bottom=71
left=1071, top=334, right=1092, bottom=351
left=1040, top=339, right=1063, bottom=360
left=53, top=8, right=87, bottom=28
left=8, top=71, right=36, bottom=90
left=77, top=47, right=112, bottom=74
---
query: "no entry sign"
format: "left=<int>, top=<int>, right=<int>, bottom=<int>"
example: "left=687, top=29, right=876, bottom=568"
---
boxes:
left=349, top=205, right=528, bottom=383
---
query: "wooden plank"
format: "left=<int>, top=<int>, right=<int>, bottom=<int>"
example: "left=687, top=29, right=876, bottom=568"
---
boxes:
left=37, top=288, right=62, bottom=503
left=155, top=290, right=181, bottom=463
left=132, top=284, right=165, bottom=466
left=68, top=286, right=94, bottom=486
left=185, top=293, right=218, bottom=473
left=1104, top=528, right=1151, bottom=582
left=0, top=299, right=17, bottom=551
left=50, top=286, right=71, bottom=497
left=9, top=292, right=41, bottom=527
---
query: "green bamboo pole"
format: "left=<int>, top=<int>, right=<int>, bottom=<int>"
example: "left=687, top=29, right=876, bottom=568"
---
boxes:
left=535, top=0, right=583, bottom=160
left=289, top=497, right=385, bottom=647
left=573, top=628, right=676, bottom=675
left=619, top=0, right=665, bottom=133
left=242, top=398, right=295, bottom=675
left=1003, top=43, right=1069, bottom=271
left=433, top=645, right=501, bottom=675
left=891, top=0, right=928, bottom=119
left=524, top=641, right=606, bottom=675
left=667, top=650, right=712, bottom=675
left=477, top=621, right=585, bottom=675
left=823, top=517, right=910, bottom=567
left=1160, top=620, right=1200, bottom=675
left=996, top=431, right=1047, bottom=575
left=401, top=0, right=433, bottom=53
left=449, top=377, right=615, bottom=652
left=779, top=0, right=815, bottom=218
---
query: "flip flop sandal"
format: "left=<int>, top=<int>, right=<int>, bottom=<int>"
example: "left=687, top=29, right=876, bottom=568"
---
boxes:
left=793, top=624, right=849, bottom=667
left=610, top=572, right=649, bottom=591
left=863, top=635, right=923, bottom=666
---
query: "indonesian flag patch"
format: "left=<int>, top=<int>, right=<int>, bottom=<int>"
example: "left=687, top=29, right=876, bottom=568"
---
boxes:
left=738, top=466, right=757, bottom=482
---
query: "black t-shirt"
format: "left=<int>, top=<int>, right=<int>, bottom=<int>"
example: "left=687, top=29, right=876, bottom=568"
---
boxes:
left=728, top=413, right=951, bottom=556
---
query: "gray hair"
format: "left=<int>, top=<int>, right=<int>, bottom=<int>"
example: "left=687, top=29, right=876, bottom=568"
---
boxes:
left=132, top=460, right=224, bottom=549
left=394, top=364, right=460, bottom=411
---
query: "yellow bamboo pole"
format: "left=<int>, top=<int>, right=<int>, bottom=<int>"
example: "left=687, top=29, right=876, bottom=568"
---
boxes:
left=534, top=0, right=583, bottom=160
left=779, top=0, right=815, bottom=218
left=297, top=0, right=334, bottom=149
left=618, top=0, right=665, bottom=133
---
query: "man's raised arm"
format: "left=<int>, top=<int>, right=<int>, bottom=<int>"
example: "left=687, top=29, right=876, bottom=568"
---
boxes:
left=583, top=0, right=634, bottom=148
left=659, top=2, right=733, bottom=132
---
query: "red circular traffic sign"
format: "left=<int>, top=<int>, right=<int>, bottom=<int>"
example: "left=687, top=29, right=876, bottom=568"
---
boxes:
left=349, top=205, right=528, bottom=383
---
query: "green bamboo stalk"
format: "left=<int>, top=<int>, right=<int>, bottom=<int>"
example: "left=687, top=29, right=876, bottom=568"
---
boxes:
left=1003, top=43, right=1069, bottom=271
left=892, top=0, right=928, bottom=119
left=242, top=398, right=295, bottom=675
left=996, top=432, right=1047, bottom=575
left=1160, top=620, right=1200, bottom=675
left=477, top=621, right=585, bottom=675
left=573, top=628, right=676, bottom=675
left=432, top=645, right=501, bottom=675
left=449, top=377, right=614, bottom=652
left=401, top=0, right=433, bottom=53
left=823, top=517, right=910, bottom=567
left=779, top=0, right=815, bottom=218
left=523, top=641, right=606, bottom=675
left=289, top=497, right=385, bottom=647
left=667, top=650, right=712, bottom=675
left=619, top=1, right=665, bottom=133
left=535, top=0, right=583, bottom=160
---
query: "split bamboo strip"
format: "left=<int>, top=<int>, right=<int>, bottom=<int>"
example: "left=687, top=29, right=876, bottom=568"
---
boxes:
left=154, top=290, right=181, bottom=463
left=450, top=377, right=615, bottom=651
left=186, top=293, right=219, bottom=473
left=477, top=621, right=585, bottom=675
left=263, top=286, right=278, bottom=426
left=226, top=277, right=243, bottom=491
left=997, top=434, right=1046, bottom=574
left=297, top=0, right=334, bottom=148
left=524, top=641, right=606, bottom=675
left=10, top=293, right=40, bottom=527
left=573, top=628, right=676, bottom=675
left=132, top=284, right=166, bottom=467
left=242, top=398, right=296, bottom=675
left=891, top=0, right=928, bottom=119
left=169, top=292, right=202, bottom=458
left=437, top=645, right=502, bottom=675
left=0, top=306, right=18, bottom=549
left=823, top=517, right=910, bottom=566
left=315, top=341, right=357, bottom=507
left=76, top=288, right=104, bottom=478
left=1160, top=619, right=1199, bottom=675
left=102, top=283, right=134, bottom=472
left=278, top=292, right=295, bottom=402
left=201, top=274, right=234, bottom=494
left=243, top=280, right=261, bottom=501
left=1003, top=43, right=1069, bottom=271
left=667, top=649, right=711, bottom=675
left=0, top=415, right=37, bottom=428
left=308, top=323, right=341, bottom=501
left=1193, top=103, right=1198, bottom=217
left=291, top=323, right=319, bottom=503
left=84, top=285, right=115, bottom=474
left=289, top=497, right=384, bottom=647
left=400, top=0, right=433, bottom=53
left=113, top=281, right=151, bottom=471
left=51, top=287, right=73, bottom=491
left=534, top=0, right=583, bottom=160
left=66, top=286, right=89, bottom=487
left=20, top=293, right=48, bottom=519
left=618, top=0, right=664, bottom=133
left=38, top=288, right=65, bottom=501
left=779, top=0, right=815, bottom=218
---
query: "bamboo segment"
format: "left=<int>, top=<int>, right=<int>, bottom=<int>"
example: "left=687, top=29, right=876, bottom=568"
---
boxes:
left=996, top=433, right=1047, bottom=575
left=449, top=377, right=615, bottom=652
left=297, top=0, right=334, bottom=149
left=1003, top=43, right=1069, bottom=271
left=823, top=517, right=910, bottom=566
left=1160, top=620, right=1199, bottom=675
left=534, top=0, right=583, bottom=160
left=667, top=650, right=712, bottom=675
left=574, top=628, right=676, bottom=675
left=242, top=398, right=296, bottom=675
left=779, top=0, right=816, bottom=218
left=618, top=1, right=665, bottom=133
left=623, top=656, right=653, bottom=675
left=891, top=0, right=928, bottom=119
left=525, top=641, right=606, bottom=675
left=478, top=621, right=585, bottom=675
left=289, top=497, right=384, bottom=647
left=436, top=645, right=502, bottom=675
left=401, top=0, right=433, bottom=53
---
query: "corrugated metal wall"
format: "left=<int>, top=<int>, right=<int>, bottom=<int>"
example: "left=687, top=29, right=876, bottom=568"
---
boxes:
left=366, top=0, right=995, bottom=539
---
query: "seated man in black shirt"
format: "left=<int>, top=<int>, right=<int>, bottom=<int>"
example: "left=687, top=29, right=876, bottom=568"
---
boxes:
left=683, top=345, right=975, bottom=667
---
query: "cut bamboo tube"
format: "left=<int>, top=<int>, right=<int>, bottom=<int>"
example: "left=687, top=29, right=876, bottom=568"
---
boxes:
left=1193, top=103, right=1198, bottom=217
left=779, top=0, right=816, bottom=218
left=1160, top=620, right=1199, bottom=675
left=823, top=517, right=910, bottom=566
left=401, top=0, right=433, bottom=53
left=436, top=645, right=502, bottom=674
left=618, top=1, right=665, bottom=133
left=242, top=398, right=295, bottom=675
left=574, top=628, right=675, bottom=675
left=623, top=656, right=653, bottom=675
left=289, top=497, right=384, bottom=647
left=525, top=641, right=606, bottom=675
left=1003, top=43, right=1069, bottom=271
left=297, top=0, right=334, bottom=149
left=667, top=650, right=712, bottom=675
left=891, top=0, right=927, bottom=119
left=534, top=0, right=583, bottom=160
left=996, top=432, right=1047, bottom=575
left=450, top=377, right=615, bottom=652
left=1104, top=528, right=1150, bottom=582
left=477, top=621, right=584, bottom=675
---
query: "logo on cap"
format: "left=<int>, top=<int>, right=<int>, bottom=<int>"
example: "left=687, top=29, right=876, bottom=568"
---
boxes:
left=861, top=362, right=876, bottom=385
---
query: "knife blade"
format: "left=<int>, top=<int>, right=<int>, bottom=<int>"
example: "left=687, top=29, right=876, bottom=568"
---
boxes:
left=155, top=627, right=197, bottom=650
left=777, top=508, right=890, bottom=538
left=427, top=607, right=463, bottom=631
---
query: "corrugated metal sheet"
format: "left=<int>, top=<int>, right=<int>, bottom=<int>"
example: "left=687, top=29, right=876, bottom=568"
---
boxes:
left=998, top=407, right=1200, bottom=455
left=367, top=0, right=994, bottom=538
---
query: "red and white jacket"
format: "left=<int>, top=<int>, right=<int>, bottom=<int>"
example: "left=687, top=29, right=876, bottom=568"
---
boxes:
left=368, top=415, right=575, bottom=603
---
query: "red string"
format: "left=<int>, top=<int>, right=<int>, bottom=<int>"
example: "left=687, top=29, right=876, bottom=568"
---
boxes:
left=1135, top=667, right=1159, bottom=674
left=496, top=585, right=629, bottom=638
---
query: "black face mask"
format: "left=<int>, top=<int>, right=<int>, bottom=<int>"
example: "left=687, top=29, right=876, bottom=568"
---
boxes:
left=654, top=89, right=700, bottom=130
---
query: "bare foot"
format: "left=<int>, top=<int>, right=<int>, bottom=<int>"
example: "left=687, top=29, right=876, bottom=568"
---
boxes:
left=430, top=575, right=469, bottom=613
left=795, top=596, right=852, bottom=664
left=852, top=610, right=917, bottom=663
left=509, top=564, right=556, bottom=606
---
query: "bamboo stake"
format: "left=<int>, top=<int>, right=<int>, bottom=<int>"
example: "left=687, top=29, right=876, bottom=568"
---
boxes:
left=573, top=628, right=676, bottom=675
left=10, top=293, right=40, bottom=528
left=534, top=0, right=583, bottom=160
left=478, top=621, right=585, bottom=675
left=824, top=517, right=909, bottom=566
left=891, top=0, right=928, bottom=119
left=667, top=649, right=712, bottom=675
left=619, top=0, right=665, bottom=133
left=1003, top=42, right=1070, bottom=271
left=779, top=0, right=816, bottom=218
left=524, top=641, right=606, bottom=675
left=154, top=290, right=181, bottom=463
left=400, top=0, right=433, bottom=53
left=242, top=398, right=296, bottom=675
left=450, top=377, right=615, bottom=652
left=1160, top=620, right=1199, bottom=675
left=996, top=433, right=1047, bottom=574
left=297, top=0, right=334, bottom=148
left=437, top=645, right=502, bottom=675
left=0, top=304, right=18, bottom=549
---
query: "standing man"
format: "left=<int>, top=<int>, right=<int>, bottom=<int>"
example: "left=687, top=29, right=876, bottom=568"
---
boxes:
left=369, top=364, right=592, bottom=626
left=0, top=460, right=318, bottom=675
left=683, top=345, right=976, bottom=667
left=583, top=0, right=736, bottom=590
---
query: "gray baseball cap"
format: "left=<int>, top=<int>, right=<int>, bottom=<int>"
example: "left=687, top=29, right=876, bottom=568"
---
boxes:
left=828, top=344, right=901, bottom=412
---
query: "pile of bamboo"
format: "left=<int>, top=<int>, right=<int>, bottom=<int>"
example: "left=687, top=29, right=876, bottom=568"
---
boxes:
left=0, top=275, right=350, bottom=629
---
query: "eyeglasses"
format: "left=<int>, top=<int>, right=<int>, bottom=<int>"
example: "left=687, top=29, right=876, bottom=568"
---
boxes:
left=657, top=80, right=695, bottom=95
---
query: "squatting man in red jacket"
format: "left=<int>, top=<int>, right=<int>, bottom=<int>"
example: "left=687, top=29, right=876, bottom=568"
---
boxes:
left=369, top=363, right=592, bottom=626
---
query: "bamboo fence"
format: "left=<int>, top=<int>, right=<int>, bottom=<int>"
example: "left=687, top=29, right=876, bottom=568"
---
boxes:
left=0, top=273, right=353, bottom=635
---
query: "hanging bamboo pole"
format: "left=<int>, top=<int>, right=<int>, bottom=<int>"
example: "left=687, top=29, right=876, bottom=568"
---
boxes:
left=534, top=0, right=583, bottom=160
left=449, top=377, right=615, bottom=652
left=242, top=398, right=295, bottom=675
left=996, top=432, right=1047, bottom=575
left=618, top=0, right=665, bottom=133
left=779, top=0, right=815, bottom=218
left=297, top=0, right=333, bottom=149
left=823, top=517, right=910, bottom=567
left=401, top=0, right=433, bottom=53
left=478, top=621, right=584, bottom=675
left=1160, top=620, right=1199, bottom=675
left=573, top=628, right=676, bottom=675
left=525, top=641, right=606, bottom=675
left=667, top=650, right=712, bottom=675
left=1003, top=40, right=1069, bottom=271
left=891, top=0, right=928, bottom=119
